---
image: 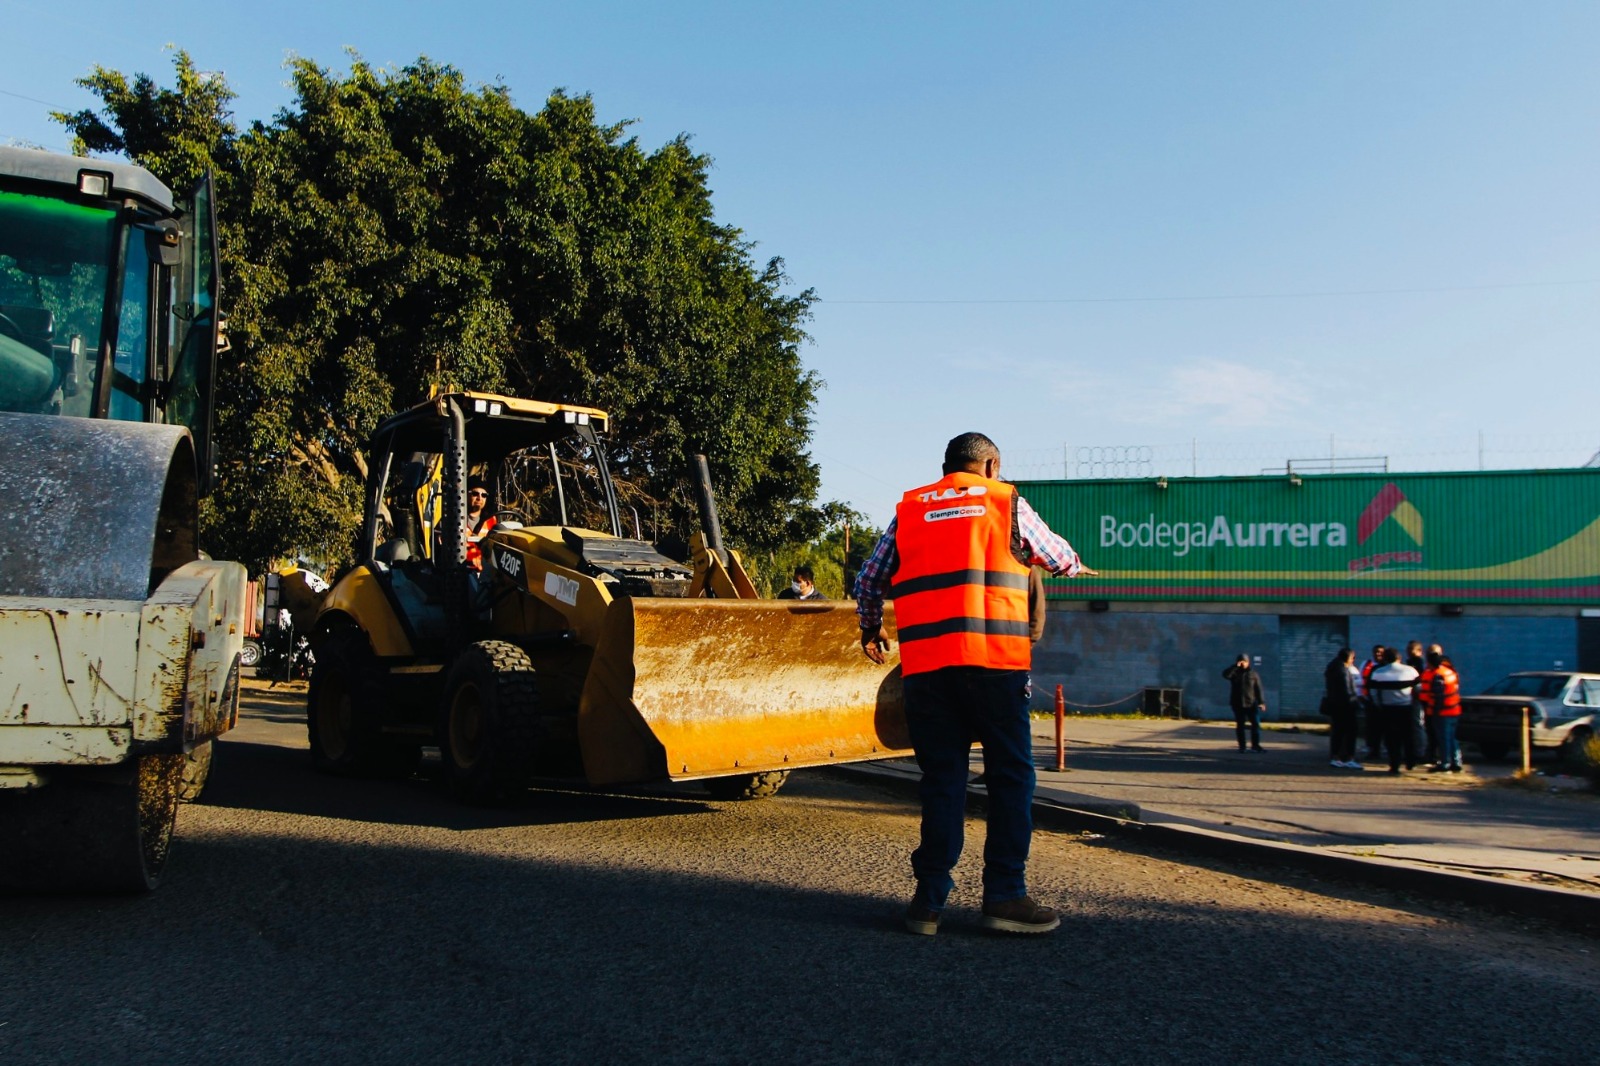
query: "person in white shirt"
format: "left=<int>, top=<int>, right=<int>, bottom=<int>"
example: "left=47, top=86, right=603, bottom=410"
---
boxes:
left=1367, top=647, right=1420, bottom=774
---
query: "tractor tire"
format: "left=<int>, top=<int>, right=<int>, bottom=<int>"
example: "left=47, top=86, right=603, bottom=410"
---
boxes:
left=177, top=740, right=214, bottom=802
left=307, top=629, right=419, bottom=778
left=0, top=754, right=182, bottom=893
left=703, top=770, right=790, bottom=801
left=1475, top=741, right=1510, bottom=762
left=438, top=640, right=541, bottom=805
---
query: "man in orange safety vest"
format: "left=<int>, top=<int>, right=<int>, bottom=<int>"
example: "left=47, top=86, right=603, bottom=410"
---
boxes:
left=856, top=432, right=1096, bottom=937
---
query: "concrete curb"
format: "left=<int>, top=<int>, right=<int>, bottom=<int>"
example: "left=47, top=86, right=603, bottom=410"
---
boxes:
left=830, top=762, right=1600, bottom=934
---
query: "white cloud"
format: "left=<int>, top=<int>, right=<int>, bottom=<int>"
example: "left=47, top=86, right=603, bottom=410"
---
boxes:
left=1116, top=357, right=1313, bottom=430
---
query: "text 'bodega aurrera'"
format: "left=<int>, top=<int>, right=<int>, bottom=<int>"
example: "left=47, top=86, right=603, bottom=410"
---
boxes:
left=1100, top=515, right=1351, bottom=557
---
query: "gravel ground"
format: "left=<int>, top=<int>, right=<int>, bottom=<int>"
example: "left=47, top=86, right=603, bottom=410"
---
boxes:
left=1, top=690, right=1596, bottom=1065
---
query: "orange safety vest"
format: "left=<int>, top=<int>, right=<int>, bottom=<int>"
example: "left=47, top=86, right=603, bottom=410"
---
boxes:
left=890, top=471, right=1031, bottom=676
left=466, top=514, right=498, bottom=571
left=1418, top=665, right=1461, bottom=717
left=1359, top=660, right=1378, bottom=698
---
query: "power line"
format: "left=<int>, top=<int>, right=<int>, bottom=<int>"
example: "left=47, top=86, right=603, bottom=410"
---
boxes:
left=0, top=87, right=71, bottom=109
left=821, top=278, right=1600, bottom=306
left=815, top=452, right=900, bottom=490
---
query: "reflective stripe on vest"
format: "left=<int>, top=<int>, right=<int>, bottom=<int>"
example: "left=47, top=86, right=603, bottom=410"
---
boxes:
left=891, top=471, right=1030, bottom=676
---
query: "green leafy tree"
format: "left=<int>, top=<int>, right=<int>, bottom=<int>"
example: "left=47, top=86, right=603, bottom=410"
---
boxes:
left=57, top=52, right=822, bottom=571
left=757, top=503, right=881, bottom=598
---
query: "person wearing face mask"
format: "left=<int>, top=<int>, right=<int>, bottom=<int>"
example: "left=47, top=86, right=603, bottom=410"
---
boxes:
left=776, top=563, right=824, bottom=600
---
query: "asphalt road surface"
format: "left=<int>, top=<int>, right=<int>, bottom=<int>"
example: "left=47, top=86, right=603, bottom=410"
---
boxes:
left=2, top=685, right=1597, bottom=1065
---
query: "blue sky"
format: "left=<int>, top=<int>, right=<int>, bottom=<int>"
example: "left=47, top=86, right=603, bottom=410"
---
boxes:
left=6, top=1, right=1598, bottom=524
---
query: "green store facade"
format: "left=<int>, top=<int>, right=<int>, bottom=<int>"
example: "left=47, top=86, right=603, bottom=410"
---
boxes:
left=1016, top=469, right=1600, bottom=719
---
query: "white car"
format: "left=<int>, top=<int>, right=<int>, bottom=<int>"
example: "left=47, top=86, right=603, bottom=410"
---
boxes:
left=1457, top=671, right=1600, bottom=762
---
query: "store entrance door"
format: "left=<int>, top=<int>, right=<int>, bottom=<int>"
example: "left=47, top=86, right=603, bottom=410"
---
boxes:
left=1279, top=616, right=1349, bottom=716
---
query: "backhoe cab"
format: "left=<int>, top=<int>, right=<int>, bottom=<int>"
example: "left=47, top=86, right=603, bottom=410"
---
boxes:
left=310, top=391, right=907, bottom=804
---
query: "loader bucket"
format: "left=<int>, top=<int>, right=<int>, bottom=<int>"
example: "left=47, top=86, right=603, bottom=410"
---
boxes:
left=577, top=598, right=908, bottom=786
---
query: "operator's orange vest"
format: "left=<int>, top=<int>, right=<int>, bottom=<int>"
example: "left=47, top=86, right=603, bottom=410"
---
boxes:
left=1418, top=665, right=1461, bottom=717
left=891, top=472, right=1031, bottom=676
left=465, top=515, right=498, bottom=571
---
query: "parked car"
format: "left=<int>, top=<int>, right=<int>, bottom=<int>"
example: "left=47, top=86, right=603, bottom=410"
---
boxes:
left=1456, top=671, right=1600, bottom=763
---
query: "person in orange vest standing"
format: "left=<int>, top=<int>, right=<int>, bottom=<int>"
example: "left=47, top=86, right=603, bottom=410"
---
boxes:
left=1419, top=649, right=1462, bottom=772
left=857, top=432, right=1096, bottom=936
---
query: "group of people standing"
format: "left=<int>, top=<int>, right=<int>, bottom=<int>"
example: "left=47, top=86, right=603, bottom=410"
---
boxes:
left=1323, top=642, right=1462, bottom=774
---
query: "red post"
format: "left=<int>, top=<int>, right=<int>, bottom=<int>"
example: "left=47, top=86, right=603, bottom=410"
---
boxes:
left=1054, top=684, right=1067, bottom=772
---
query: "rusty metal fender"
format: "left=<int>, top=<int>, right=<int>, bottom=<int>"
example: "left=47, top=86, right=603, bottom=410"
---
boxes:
left=0, top=559, right=245, bottom=763
left=0, top=598, right=143, bottom=764
left=131, top=559, right=247, bottom=750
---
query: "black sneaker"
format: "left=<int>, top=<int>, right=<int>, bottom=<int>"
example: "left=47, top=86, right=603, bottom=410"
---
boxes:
left=980, top=896, right=1061, bottom=934
left=904, top=902, right=940, bottom=936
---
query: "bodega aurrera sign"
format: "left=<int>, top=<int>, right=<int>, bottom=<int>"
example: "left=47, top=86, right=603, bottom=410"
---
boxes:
left=1101, top=514, right=1350, bottom=557
left=1017, top=470, right=1600, bottom=605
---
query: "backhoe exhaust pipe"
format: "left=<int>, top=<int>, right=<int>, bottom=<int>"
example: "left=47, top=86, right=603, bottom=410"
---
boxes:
left=691, top=454, right=727, bottom=565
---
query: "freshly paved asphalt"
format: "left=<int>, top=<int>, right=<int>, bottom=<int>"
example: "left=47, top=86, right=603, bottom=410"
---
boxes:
left=2, top=685, right=1597, bottom=1065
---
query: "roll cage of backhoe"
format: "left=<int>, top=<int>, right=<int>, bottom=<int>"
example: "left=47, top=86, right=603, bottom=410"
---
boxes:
left=364, top=392, right=618, bottom=567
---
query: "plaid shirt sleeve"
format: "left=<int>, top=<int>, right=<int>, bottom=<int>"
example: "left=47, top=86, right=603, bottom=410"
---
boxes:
left=1016, top=494, right=1082, bottom=576
left=853, top=519, right=899, bottom=631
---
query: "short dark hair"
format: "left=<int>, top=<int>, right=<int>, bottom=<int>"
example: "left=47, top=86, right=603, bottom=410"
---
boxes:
left=793, top=563, right=814, bottom=582
left=942, top=432, right=1000, bottom=473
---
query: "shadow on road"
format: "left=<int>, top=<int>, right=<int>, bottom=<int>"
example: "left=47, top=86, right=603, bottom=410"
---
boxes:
left=4, top=780, right=1591, bottom=1066
left=203, top=737, right=719, bottom=831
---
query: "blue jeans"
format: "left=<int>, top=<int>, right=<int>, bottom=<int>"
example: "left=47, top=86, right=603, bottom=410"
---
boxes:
left=1433, top=716, right=1460, bottom=767
left=902, top=667, right=1035, bottom=911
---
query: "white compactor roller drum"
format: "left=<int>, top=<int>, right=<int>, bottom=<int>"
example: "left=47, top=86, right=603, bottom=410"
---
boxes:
left=0, top=146, right=244, bottom=891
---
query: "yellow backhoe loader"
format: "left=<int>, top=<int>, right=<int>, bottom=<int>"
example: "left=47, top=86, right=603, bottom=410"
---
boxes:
left=309, top=391, right=907, bottom=802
